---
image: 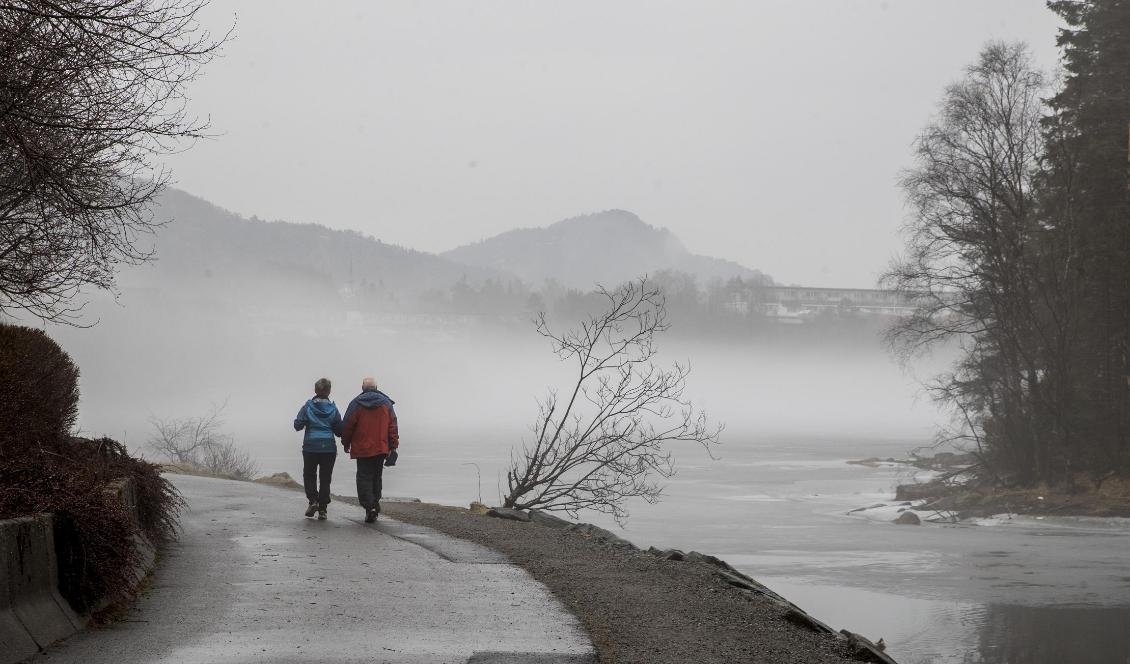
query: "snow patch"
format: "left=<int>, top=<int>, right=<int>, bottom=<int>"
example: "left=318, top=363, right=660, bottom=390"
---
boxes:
left=846, top=500, right=929, bottom=523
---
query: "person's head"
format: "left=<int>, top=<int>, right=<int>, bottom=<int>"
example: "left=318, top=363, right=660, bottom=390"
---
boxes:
left=314, top=377, right=332, bottom=398
left=361, top=376, right=378, bottom=392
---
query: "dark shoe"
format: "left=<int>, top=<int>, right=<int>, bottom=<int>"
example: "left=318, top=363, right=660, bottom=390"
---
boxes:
left=305, top=502, right=318, bottom=518
left=317, top=508, right=328, bottom=520
left=364, top=508, right=376, bottom=524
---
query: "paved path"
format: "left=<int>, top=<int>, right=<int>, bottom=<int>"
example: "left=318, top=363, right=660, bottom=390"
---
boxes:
left=36, top=475, right=594, bottom=664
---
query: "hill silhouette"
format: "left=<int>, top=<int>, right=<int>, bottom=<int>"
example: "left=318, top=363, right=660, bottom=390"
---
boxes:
left=119, top=188, right=505, bottom=305
left=443, top=210, right=767, bottom=290
left=116, top=192, right=770, bottom=309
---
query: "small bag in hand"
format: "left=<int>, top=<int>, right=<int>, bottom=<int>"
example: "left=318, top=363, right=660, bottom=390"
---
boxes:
left=385, top=449, right=398, bottom=467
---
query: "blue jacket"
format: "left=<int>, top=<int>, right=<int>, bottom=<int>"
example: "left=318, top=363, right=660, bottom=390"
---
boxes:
left=294, top=397, right=343, bottom=453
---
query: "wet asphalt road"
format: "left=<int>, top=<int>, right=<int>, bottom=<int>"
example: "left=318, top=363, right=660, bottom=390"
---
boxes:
left=33, top=474, right=593, bottom=664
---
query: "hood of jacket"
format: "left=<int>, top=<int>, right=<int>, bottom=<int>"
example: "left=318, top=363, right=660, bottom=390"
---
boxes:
left=306, top=397, right=338, bottom=422
left=353, top=390, right=394, bottom=409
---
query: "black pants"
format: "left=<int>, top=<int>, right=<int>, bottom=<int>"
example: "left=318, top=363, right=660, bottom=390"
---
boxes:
left=302, top=451, right=337, bottom=508
left=356, top=454, right=387, bottom=510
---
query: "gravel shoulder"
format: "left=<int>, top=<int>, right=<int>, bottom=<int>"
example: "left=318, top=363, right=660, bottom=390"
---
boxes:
left=380, top=500, right=864, bottom=664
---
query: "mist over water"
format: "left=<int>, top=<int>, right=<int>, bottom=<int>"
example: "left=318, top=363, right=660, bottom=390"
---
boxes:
left=51, top=289, right=940, bottom=472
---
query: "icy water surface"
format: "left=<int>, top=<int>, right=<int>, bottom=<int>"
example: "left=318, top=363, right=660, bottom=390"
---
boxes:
left=602, top=436, right=1130, bottom=664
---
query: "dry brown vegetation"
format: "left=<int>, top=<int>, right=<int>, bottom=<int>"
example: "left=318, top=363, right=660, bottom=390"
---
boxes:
left=0, top=324, right=181, bottom=612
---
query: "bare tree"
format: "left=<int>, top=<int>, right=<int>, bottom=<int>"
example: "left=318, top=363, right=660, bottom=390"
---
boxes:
left=147, top=401, right=258, bottom=479
left=882, top=42, right=1072, bottom=483
left=0, top=0, right=229, bottom=322
left=503, top=278, right=721, bottom=524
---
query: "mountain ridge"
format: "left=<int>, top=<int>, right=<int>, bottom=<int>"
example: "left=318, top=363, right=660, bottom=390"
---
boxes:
left=124, top=190, right=770, bottom=302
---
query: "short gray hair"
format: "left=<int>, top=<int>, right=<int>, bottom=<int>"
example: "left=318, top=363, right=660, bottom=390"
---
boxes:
left=361, top=376, right=377, bottom=391
left=314, top=378, right=332, bottom=397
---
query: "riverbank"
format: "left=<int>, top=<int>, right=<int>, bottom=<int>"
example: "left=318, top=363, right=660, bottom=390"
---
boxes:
left=850, top=454, right=1130, bottom=520
left=381, top=500, right=889, bottom=664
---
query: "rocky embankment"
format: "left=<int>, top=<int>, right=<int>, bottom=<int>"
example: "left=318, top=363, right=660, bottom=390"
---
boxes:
left=383, top=500, right=898, bottom=664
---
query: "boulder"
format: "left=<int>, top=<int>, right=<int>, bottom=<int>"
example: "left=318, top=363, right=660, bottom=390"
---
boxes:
left=894, top=511, right=921, bottom=525
left=486, top=507, right=531, bottom=522
left=568, top=523, right=636, bottom=549
left=716, top=570, right=758, bottom=591
left=253, top=472, right=302, bottom=490
left=715, top=570, right=789, bottom=603
left=528, top=509, right=571, bottom=529
left=841, top=630, right=899, bottom=664
left=784, top=608, right=836, bottom=634
left=685, top=551, right=740, bottom=574
left=895, top=479, right=953, bottom=502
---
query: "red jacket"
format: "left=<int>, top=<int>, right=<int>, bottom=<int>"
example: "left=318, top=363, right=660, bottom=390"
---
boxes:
left=342, top=391, right=399, bottom=459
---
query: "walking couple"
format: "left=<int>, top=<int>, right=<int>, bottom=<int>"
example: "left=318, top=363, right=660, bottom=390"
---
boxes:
left=293, top=376, right=399, bottom=523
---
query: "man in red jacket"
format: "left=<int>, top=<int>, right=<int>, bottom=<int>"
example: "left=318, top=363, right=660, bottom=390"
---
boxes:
left=342, top=376, right=399, bottom=523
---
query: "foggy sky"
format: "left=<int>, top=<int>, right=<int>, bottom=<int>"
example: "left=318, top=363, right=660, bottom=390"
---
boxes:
left=168, top=1, right=1063, bottom=288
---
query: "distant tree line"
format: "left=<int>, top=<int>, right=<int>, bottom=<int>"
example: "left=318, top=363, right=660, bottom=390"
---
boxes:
left=396, top=270, right=888, bottom=343
left=885, top=2, right=1130, bottom=486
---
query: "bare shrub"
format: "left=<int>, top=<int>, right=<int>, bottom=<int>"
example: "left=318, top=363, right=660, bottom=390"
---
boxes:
left=198, top=438, right=260, bottom=481
left=148, top=402, right=259, bottom=479
left=503, top=278, right=721, bottom=524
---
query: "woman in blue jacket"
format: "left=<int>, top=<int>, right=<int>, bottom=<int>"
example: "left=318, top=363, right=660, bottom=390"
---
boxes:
left=293, top=378, right=344, bottom=519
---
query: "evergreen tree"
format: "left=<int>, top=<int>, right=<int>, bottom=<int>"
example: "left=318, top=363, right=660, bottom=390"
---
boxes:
left=1045, top=0, right=1130, bottom=477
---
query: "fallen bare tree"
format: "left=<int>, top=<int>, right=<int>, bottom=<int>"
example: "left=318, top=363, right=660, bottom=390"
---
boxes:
left=503, top=278, right=721, bottom=524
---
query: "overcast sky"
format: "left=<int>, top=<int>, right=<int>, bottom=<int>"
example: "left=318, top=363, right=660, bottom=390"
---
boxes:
left=167, top=1, right=1063, bottom=288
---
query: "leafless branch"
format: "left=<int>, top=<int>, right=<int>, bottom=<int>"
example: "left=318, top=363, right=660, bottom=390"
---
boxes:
left=0, top=0, right=230, bottom=322
left=503, top=277, right=722, bottom=525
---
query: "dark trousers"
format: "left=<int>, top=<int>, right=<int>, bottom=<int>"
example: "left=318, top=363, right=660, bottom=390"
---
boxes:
left=356, top=454, right=387, bottom=510
left=302, top=451, right=337, bottom=507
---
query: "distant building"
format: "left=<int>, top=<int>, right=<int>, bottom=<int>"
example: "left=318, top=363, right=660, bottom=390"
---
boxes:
left=723, top=286, right=923, bottom=320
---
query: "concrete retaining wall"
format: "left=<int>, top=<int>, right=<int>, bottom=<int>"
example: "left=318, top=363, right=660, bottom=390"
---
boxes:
left=0, top=477, right=157, bottom=664
left=0, top=514, right=82, bottom=663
